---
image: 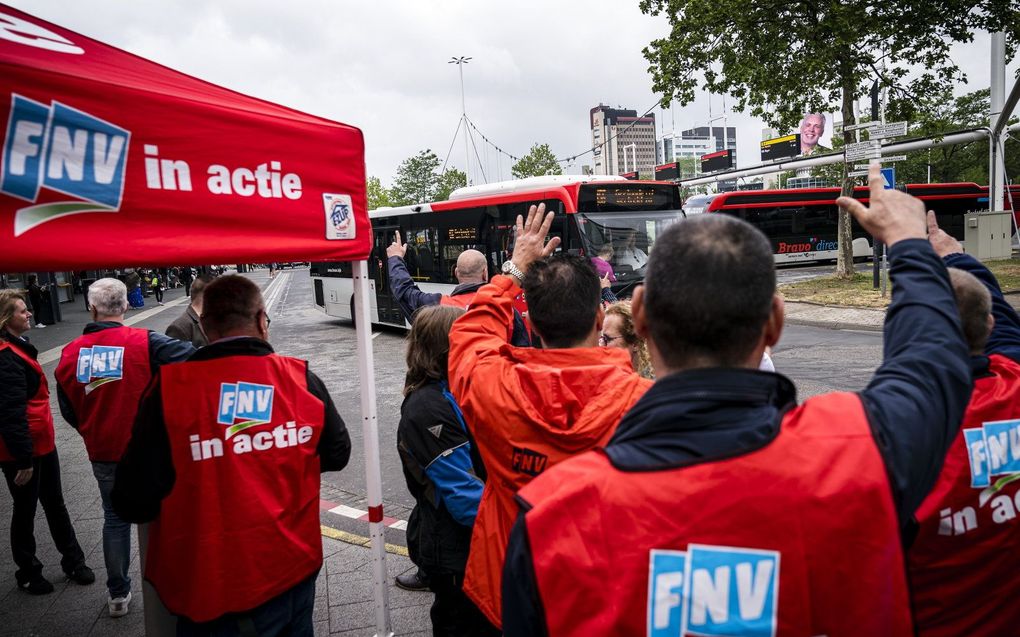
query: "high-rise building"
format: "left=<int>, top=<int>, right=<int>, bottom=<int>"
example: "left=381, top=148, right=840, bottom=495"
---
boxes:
left=590, top=104, right=656, bottom=178
left=680, top=126, right=738, bottom=165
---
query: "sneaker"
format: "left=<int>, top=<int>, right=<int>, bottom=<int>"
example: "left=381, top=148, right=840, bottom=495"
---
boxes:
left=157, top=301, right=164, bottom=306
left=65, top=563, right=96, bottom=585
left=108, top=591, right=132, bottom=618
left=18, top=574, right=54, bottom=595
left=35, top=323, right=46, bottom=328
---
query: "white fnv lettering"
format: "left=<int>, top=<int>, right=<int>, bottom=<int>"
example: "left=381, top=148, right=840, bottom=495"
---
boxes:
left=691, top=566, right=730, bottom=625
left=735, top=560, right=773, bottom=620
left=653, top=572, right=683, bottom=629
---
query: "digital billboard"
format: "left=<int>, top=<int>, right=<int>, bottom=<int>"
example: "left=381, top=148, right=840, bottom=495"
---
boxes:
left=760, top=134, right=801, bottom=162
left=700, top=149, right=733, bottom=173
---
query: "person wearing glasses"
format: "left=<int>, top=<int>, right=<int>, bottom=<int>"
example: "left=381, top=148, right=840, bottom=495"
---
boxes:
left=55, top=277, right=193, bottom=616
left=112, top=275, right=352, bottom=633
left=600, top=301, right=653, bottom=379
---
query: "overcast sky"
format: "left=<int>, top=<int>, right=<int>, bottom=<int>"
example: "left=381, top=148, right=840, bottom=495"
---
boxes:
left=11, top=0, right=1018, bottom=186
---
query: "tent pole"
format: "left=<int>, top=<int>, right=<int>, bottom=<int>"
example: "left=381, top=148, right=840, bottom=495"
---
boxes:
left=352, top=259, right=393, bottom=637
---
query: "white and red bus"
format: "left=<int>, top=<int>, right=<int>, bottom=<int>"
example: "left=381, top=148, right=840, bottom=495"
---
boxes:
left=702, top=182, right=997, bottom=264
left=311, top=176, right=685, bottom=326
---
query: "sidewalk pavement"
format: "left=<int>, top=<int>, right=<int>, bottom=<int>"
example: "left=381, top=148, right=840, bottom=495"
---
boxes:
left=0, top=276, right=431, bottom=637
left=784, top=291, right=1020, bottom=332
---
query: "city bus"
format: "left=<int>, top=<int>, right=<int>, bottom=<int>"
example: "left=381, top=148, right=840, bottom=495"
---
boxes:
left=702, top=182, right=993, bottom=264
left=310, top=175, right=685, bottom=326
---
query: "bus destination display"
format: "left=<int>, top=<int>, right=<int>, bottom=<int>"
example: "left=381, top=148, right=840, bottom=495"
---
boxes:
left=595, top=186, right=658, bottom=208
left=760, top=134, right=801, bottom=162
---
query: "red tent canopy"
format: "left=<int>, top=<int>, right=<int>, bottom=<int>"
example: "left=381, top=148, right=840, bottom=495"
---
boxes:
left=0, top=4, right=370, bottom=270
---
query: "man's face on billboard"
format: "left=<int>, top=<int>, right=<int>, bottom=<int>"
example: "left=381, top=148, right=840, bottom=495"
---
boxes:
left=800, top=114, right=824, bottom=148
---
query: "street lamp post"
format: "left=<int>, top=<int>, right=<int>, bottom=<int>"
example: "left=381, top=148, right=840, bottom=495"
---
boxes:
left=449, top=56, right=472, bottom=185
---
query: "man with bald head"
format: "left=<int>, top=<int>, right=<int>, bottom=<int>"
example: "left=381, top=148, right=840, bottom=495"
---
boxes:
left=387, top=231, right=530, bottom=347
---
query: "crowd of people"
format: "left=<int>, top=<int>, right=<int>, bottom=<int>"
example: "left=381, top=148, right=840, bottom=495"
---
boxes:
left=0, top=163, right=1018, bottom=635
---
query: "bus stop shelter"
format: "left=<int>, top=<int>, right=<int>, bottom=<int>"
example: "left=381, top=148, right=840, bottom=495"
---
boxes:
left=0, top=4, right=393, bottom=635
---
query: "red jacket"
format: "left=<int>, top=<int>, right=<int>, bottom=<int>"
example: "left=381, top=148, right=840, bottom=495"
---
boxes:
left=55, top=325, right=151, bottom=462
left=909, top=353, right=1020, bottom=636
left=0, top=340, right=55, bottom=462
left=448, top=274, right=652, bottom=626
left=145, top=353, right=325, bottom=622
left=518, top=392, right=911, bottom=637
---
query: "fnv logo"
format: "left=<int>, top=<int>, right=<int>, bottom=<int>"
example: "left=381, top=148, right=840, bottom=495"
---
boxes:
left=76, top=345, right=124, bottom=394
left=964, top=419, right=1020, bottom=496
left=2, top=94, right=129, bottom=236
left=648, top=544, right=779, bottom=637
left=218, top=382, right=274, bottom=438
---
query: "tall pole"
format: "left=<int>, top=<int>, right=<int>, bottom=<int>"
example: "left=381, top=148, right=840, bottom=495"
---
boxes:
left=990, top=32, right=1006, bottom=212
left=450, top=56, right=473, bottom=186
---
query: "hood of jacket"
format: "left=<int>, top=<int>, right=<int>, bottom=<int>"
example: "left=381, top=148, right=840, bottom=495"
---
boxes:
left=499, top=343, right=651, bottom=453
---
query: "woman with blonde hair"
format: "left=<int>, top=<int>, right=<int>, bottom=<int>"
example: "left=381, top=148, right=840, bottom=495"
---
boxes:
left=0, top=290, right=93, bottom=594
left=600, top=300, right=654, bottom=379
left=397, top=305, right=497, bottom=636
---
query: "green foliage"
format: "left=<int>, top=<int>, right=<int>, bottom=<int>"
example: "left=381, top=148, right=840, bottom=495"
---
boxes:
left=390, top=150, right=442, bottom=206
left=640, top=0, right=1018, bottom=131
left=435, top=168, right=467, bottom=201
left=366, top=176, right=392, bottom=210
left=511, top=143, right=563, bottom=179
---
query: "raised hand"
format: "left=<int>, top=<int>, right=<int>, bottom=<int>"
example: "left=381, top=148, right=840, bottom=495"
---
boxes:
left=926, top=211, right=964, bottom=257
left=510, top=203, right=561, bottom=274
left=387, top=230, right=407, bottom=260
left=836, top=163, right=926, bottom=247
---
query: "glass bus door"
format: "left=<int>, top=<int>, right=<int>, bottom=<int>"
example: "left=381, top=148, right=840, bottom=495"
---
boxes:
left=371, top=225, right=408, bottom=325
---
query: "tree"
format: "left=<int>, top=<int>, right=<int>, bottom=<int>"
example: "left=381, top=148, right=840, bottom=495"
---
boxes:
left=435, top=168, right=467, bottom=201
left=390, top=150, right=442, bottom=206
left=512, top=143, right=563, bottom=179
left=366, top=176, right=392, bottom=210
left=640, top=0, right=1017, bottom=277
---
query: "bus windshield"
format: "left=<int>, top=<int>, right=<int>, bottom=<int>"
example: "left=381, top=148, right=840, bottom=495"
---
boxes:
left=574, top=210, right=685, bottom=282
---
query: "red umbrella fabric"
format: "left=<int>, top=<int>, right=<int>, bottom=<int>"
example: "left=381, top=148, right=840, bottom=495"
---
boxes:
left=0, top=4, right=370, bottom=270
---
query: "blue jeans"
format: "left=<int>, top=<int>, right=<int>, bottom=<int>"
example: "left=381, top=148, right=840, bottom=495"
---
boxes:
left=92, top=462, right=132, bottom=597
left=176, top=571, right=317, bottom=636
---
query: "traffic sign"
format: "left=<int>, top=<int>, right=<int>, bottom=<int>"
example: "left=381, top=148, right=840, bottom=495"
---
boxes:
left=848, top=170, right=870, bottom=177
left=868, top=121, right=907, bottom=140
left=844, top=141, right=881, bottom=161
left=879, top=155, right=907, bottom=162
left=844, top=121, right=878, bottom=131
left=881, top=167, right=895, bottom=189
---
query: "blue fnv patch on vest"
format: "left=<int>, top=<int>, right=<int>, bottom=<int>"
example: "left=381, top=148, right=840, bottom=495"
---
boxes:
left=647, top=549, right=686, bottom=637
left=76, top=345, right=125, bottom=393
left=217, top=381, right=274, bottom=437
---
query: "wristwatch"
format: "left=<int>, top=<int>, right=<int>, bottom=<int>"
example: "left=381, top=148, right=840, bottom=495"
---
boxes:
left=501, top=260, right=525, bottom=284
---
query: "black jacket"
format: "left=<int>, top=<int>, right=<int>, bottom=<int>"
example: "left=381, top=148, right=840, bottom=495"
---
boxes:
left=56, top=322, right=196, bottom=430
left=111, top=337, right=352, bottom=523
left=502, top=239, right=972, bottom=636
left=398, top=381, right=484, bottom=574
left=0, top=332, right=41, bottom=468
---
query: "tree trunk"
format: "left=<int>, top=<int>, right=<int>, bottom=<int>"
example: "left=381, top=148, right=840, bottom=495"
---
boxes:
left=835, top=80, right=857, bottom=279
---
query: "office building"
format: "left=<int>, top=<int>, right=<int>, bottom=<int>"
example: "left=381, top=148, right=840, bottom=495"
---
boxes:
left=590, top=104, right=656, bottom=177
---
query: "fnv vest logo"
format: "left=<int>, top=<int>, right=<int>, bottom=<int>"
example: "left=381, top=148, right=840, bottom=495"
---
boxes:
left=648, top=544, right=779, bottom=637
left=218, top=382, right=274, bottom=438
left=964, top=419, right=1020, bottom=493
left=76, top=345, right=125, bottom=394
left=1, top=94, right=130, bottom=236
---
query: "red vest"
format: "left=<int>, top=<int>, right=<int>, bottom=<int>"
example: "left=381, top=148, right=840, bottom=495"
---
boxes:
left=55, top=326, right=151, bottom=462
left=0, top=341, right=55, bottom=461
left=439, top=290, right=477, bottom=309
left=908, top=353, right=1020, bottom=637
left=146, top=353, right=325, bottom=622
left=518, top=392, right=912, bottom=637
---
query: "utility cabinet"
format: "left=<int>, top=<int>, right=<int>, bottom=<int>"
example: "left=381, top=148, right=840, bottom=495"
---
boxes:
left=964, top=210, right=1013, bottom=260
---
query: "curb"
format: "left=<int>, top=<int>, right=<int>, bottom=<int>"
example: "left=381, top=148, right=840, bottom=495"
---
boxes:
left=784, top=316, right=884, bottom=332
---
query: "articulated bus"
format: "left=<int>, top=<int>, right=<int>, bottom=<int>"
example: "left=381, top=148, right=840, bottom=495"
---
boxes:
left=310, top=176, right=685, bottom=327
left=701, top=182, right=997, bottom=264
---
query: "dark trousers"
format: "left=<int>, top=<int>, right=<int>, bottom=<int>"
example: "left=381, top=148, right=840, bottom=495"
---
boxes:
left=175, top=571, right=317, bottom=637
left=154, top=287, right=164, bottom=302
left=426, top=570, right=501, bottom=637
left=1, top=451, right=86, bottom=583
